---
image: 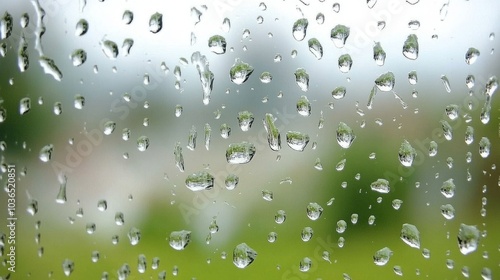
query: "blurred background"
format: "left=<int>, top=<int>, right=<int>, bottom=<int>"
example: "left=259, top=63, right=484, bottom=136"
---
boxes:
left=0, top=0, right=499, bottom=279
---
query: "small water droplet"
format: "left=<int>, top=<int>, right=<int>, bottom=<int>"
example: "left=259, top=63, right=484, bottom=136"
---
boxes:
left=299, top=257, right=312, bottom=272
left=301, top=227, right=314, bottom=241
left=263, top=113, right=281, bottom=151
left=226, top=142, right=256, bottom=164
left=440, top=178, right=455, bottom=198
left=224, top=174, right=239, bottom=190
left=275, top=209, right=286, bottom=224
left=169, top=230, right=191, bottom=250
left=128, top=227, right=141, bottom=245
left=208, top=35, right=226, bottom=54
left=97, top=199, right=107, bottom=211
left=336, top=122, right=355, bottom=148
left=0, top=12, right=13, bottom=40
left=230, top=59, right=254, bottom=85
left=479, top=137, right=490, bottom=158
left=403, top=34, right=419, bottom=60
left=187, top=126, right=197, bottom=151
left=149, top=12, right=163, bottom=33
left=115, top=212, right=124, bottom=225
left=297, top=96, right=311, bottom=116
left=39, top=56, right=63, bottom=81
left=371, top=178, right=390, bottom=193
left=62, top=259, right=74, bottom=276
left=332, top=86, right=346, bottom=99
left=440, top=204, right=455, bottom=220
left=338, top=54, right=353, bottom=73
left=373, top=42, right=386, bottom=66
left=441, top=75, right=451, bottom=93
left=122, top=10, right=133, bottom=24
left=398, top=139, right=417, bottom=167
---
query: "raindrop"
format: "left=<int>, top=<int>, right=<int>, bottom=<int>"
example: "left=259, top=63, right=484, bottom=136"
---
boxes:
left=402, top=34, right=419, bottom=60
left=398, top=139, right=417, bottom=167
left=301, top=227, right=314, bottom=242
left=479, top=137, right=490, bottom=158
left=373, top=42, right=386, bottom=66
left=336, top=122, right=356, bottom=148
left=204, top=123, right=211, bottom=150
left=230, top=59, right=254, bottom=85
left=237, top=111, right=254, bottom=131
left=458, top=224, right=480, bottom=255
left=465, top=75, right=475, bottom=89
left=440, top=204, right=455, bottom=220
left=39, top=56, right=63, bottom=81
left=0, top=12, right=13, bottom=40
left=121, top=38, right=134, bottom=56
left=185, top=171, right=214, bottom=191
left=117, top=264, right=131, bottom=279
left=208, top=35, right=226, bottom=54
left=338, top=54, right=352, bottom=73
left=371, top=178, right=390, bottom=193
left=316, top=13, right=325, bottom=24
left=260, top=71, right=272, bottom=83
left=149, top=12, right=163, bottom=33
left=225, top=174, right=239, bottom=190
left=97, top=199, right=107, bottom=211
left=27, top=199, right=38, bottom=215
left=220, top=124, right=231, bottom=139
left=292, top=18, right=308, bottom=41
left=286, top=131, right=310, bottom=151
left=332, top=3, right=340, bottom=12
left=70, top=49, right=86, bottom=67
left=294, top=68, right=309, bottom=91
left=191, top=7, right=203, bottom=25
left=62, top=259, right=74, bottom=276
left=122, top=10, right=133, bottom=24
left=392, top=199, right=403, bottom=210
left=314, top=158, right=323, bottom=170
left=20, top=13, right=29, bottom=28
left=306, top=202, right=323, bottom=221
left=377, top=21, right=386, bottom=30
left=75, top=19, right=88, bottom=36
left=465, top=47, right=480, bottom=64
left=137, top=254, right=147, bottom=273
left=336, top=158, right=346, bottom=171
left=222, top=17, right=230, bottom=32
left=262, top=190, right=273, bottom=201
left=226, top=142, right=256, bottom=164
left=101, top=40, right=118, bottom=59
left=400, top=223, right=420, bottom=249
left=128, top=227, right=141, bottom=245
left=332, top=86, right=346, bottom=100
left=297, top=96, right=311, bottom=116
left=263, top=113, right=281, bottom=151
left=375, top=72, right=395, bottom=91
left=408, top=70, right=417, bottom=84
left=331, top=24, right=350, bottom=48
left=91, top=251, right=100, bottom=263
left=440, top=120, right=452, bottom=140
left=299, top=257, right=312, bottom=272
left=233, top=243, right=257, bottom=268
left=55, top=174, right=67, bottom=204
left=86, top=223, right=96, bottom=234
left=74, top=95, right=85, bottom=109
left=268, top=232, right=277, bottom=243
left=337, top=220, right=347, bottom=233
left=187, top=126, right=197, bottom=151
left=440, top=178, right=455, bottom=198
left=115, top=212, right=124, bottom=225
left=19, top=97, right=31, bottom=115
left=429, top=141, right=438, bottom=156
left=367, top=0, right=377, bottom=8
left=445, top=104, right=459, bottom=120
left=481, top=268, right=492, bottom=280
left=441, top=75, right=451, bottom=93
left=169, top=230, right=191, bottom=250
left=152, top=257, right=160, bottom=270
left=351, top=214, right=358, bottom=224
left=275, top=210, right=286, bottom=224
left=373, top=247, right=393, bottom=266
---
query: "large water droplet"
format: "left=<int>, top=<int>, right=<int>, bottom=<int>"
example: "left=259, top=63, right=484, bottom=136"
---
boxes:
left=301, top=227, right=314, bottom=241
left=185, top=171, right=214, bottom=191
left=263, top=113, right=281, bottom=151
left=297, top=95, right=311, bottom=116
left=292, top=18, right=308, bottom=41
left=299, top=257, right=312, bottom=272
left=457, top=224, right=480, bottom=255
left=485, top=76, right=498, bottom=96
left=479, top=137, right=490, bottom=158
left=230, top=59, right=254, bottom=85
left=19, top=97, right=31, bottom=115
left=70, top=49, right=87, bottom=66
left=398, top=139, right=417, bottom=167
left=233, top=243, right=257, bottom=268
left=286, top=131, right=310, bottom=151
left=306, top=202, right=323, bottom=221
left=400, top=223, right=420, bottom=249
left=225, top=174, right=239, bottom=190
left=101, top=40, right=118, bottom=59
left=402, top=34, right=419, bottom=60
left=62, top=259, right=74, bottom=276
left=226, top=142, right=256, bottom=164
left=169, top=230, right=191, bottom=250
left=122, top=10, right=133, bottom=24
left=371, top=178, right=390, bottom=193
left=208, top=35, right=226, bottom=54
left=0, top=12, right=13, bottom=40
left=338, top=54, right=353, bottom=73
left=308, top=38, right=323, bottom=59
left=39, top=56, right=63, bottom=81
left=336, top=122, right=355, bottom=148
left=445, top=104, right=459, bottom=120
left=103, top=120, right=116, bottom=135
left=331, top=24, right=350, bottom=48
left=128, top=227, right=141, bottom=245
left=465, top=47, right=480, bottom=64
left=440, top=178, right=455, bottom=198
left=237, top=111, right=254, bottom=131
left=375, top=72, right=395, bottom=91
left=440, top=204, right=455, bottom=220
left=294, top=68, right=309, bottom=91
left=75, top=19, right=88, bottom=36
left=373, top=42, right=386, bottom=66
left=373, top=247, right=393, bottom=266
left=149, top=12, right=163, bottom=33
left=332, top=86, right=346, bottom=100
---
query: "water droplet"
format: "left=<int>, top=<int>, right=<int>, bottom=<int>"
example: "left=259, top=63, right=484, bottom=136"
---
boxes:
left=275, top=210, right=286, bottom=224
left=445, top=104, right=459, bottom=120
left=440, top=178, right=455, bottom=198
left=259, top=71, right=272, bottom=83
left=314, top=158, right=323, bottom=170
left=169, top=230, right=191, bottom=250
left=481, top=267, right=492, bottom=280
left=465, top=75, right=475, bottom=89
left=115, top=212, right=124, bottom=225
left=220, top=124, right=231, bottom=139
left=331, top=24, right=350, bottom=48
left=263, top=113, right=281, bottom=151
left=400, top=223, right=420, bottom=249
left=392, top=199, right=403, bottom=210
left=332, top=86, right=347, bottom=100
left=235, top=111, right=254, bottom=132
left=185, top=171, right=214, bottom=191
left=338, top=54, right=353, bottom=73
left=261, top=189, right=273, bottom=201
left=0, top=12, right=13, bottom=40
left=204, top=123, right=211, bottom=150
left=377, top=21, right=386, bottom=30
left=69, top=49, right=87, bottom=67
left=39, top=56, right=63, bottom=81
left=19, top=12, right=29, bottom=28
left=101, top=120, right=115, bottom=135
left=293, top=68, right=310, bottom=91
left=208, top=35, right=226, bottom=54
left=351, top=213, right=358, bottom=224
left=429, top=141, right=438, bottom=156
left=233, top=243, right=257, bottom=268
left=230, top=59, right=254, bottom=85
left=75, top=19, right=88, bottom=36
left=336, top=220, right=347, bottom=233
left=370, top=178, right=390, bottom=193
left=226, top=142, right=256, bottom=164
left=128, top=227, right=141, bottom=245
left=149, top=12, right=163, bottom=33
left=299, top=257, right=312, bottom=272
left=86, top=222, right=96, bottom=234
left=398, top=140, right=417, bottom=167
left=174, top=142, right=184, bottom=172
left=118, top=264, right=131, bottom=279
left=372, top=42, right=387, bottom=66
left=465, top=47, right=480, bottom=64
left=122, top=10, right=133, bottom=24
left=187, top=126, right=197, bottom=151
left=479, top=137, right=490, bottom=158
left=91, top=251, right=100, bottom=263
left=224, top=174, right=239, bottom=190
left=373, top=247, right=393, bottom=266
left=306, top=202, right=323, bottom=221
left=268, top=232, right=277, bottom=243
left=26, top=199, right=38, bottom=216
left=335, top=158, right=346, bottom=171
left=441, top=75, right=451, bottom=93
left=221, top=17, right=230, bottom=32
left=96, top=199, right=107, bottom=211
left=292, top=18, right=308, bottom=41
left=458, top=224, right=480, bottom=255
left=62, top=259, right=74, bottom=276
left=286, top=131, right=310, bottom=151
left=375, top=71, right=395, bottom=91
left=402, top=34, right=419, bottom=60
left=18, top=97, right=31, bottom=115
left=440, top=204, right=455, bottom=220
left=191, top=7, right=203, bottom=25
left=55, top=174, right=67, bottom=204
left=336, top=122, right=356, bottom=148
left=408, top=70, right=418, bottom=85
left=301, top=227, right=314, bottom=242
left=296, top=96, right=311, bottom=116
left=101, top=40, right=118, bottom=59
left=121, top=38, right=134, bottom=56
left=440, top=1, right=449, bottom=21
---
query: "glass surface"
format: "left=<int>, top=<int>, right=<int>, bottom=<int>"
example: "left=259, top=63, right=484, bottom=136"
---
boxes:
left=0, top=0, right=499, bottom=279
